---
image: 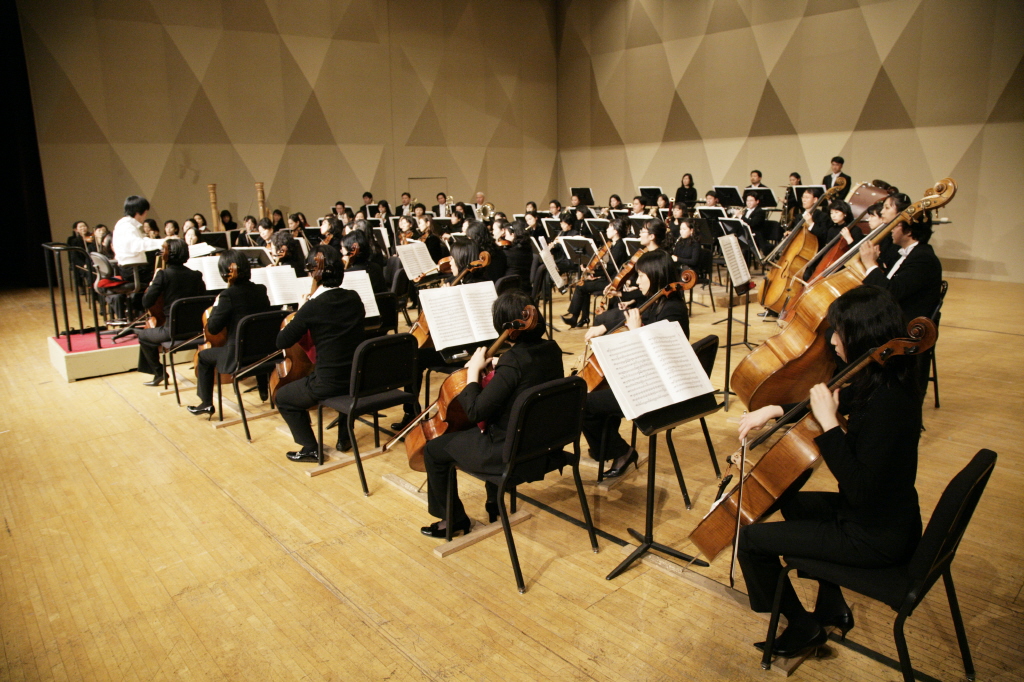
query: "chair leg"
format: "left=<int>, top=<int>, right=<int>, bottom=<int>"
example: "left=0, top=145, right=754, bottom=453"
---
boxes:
left=216, top=378, right=223, bottom=422
left=572, top=461, right=599, bottom=553
left=401, top=307, right=412, bottom=327
left=761, top=565, right=798, bottom=670
left=424, top=370, right=432, bottom=409
left=700, top=417, right=721, bottom=478
left=496, top=480, right=526, bottom=593
left=931, top=351, right=940, bottom=409
left=893, top=610, right=916, bottom=682
left=233, top=377, right=251, bottom=442
left=509, top=485, right=517, bottom=514
left=161, top=349, right=169, bottom=389
left=171, top=353, right=182, bottom=405
left=317, top=405, right=325, bottom=465
left=707, top=282, right=716, bottom=313
left=349, top=414, right=369, bottom=496
left=943, top=568, right=976, bottom=681
left=372, top=412, right=380, bottom=447
left=664, top=429, right=691, bottom=509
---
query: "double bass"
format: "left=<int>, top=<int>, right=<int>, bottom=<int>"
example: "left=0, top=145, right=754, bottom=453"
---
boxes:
left=731, top=178, right=956, bottom=410
left=394, top=304, right=540, bottom=472
left=268, top=252, right=325, bottom=402
left=759, top=178, right=847, bottom=315
left=803, top=182, right=891, bottom=286
left=689, top=317, right=937, bottom=561
left=409, top=251, right=491, bottom=349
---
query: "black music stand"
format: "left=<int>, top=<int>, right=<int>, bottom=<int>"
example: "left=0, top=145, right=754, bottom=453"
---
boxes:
left=714, top=280, right=756, bottom=412
left=606, top=392, right=721, bottom=580
left=571, top=187, right=595, bottom=205
left=744, top=186, right=778, bottom=209
left=638, top=186, right=663, bottom=205
left=713, top=186, right=743, bottom=210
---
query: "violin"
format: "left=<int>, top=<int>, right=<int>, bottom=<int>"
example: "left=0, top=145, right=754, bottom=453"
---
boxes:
left=582, top=241, right=612, bottom=280
left=689, top=317, right=937, bottom=561
left=390, top=304, right=540, bottom=471
left=269, top=252, right=324, bottom=402
left=574, top=272, right=696, bottom=392
left=193, top=262, right=238, bottom=385
left=606, top=245, right=645, bottom=294
left=410, top=252, right=491, bottom=349
left=496, top=238, right=512, bottom=248
left=342, top=242, right=360, bottom=269
left=732, top=179, right=956, bottom=411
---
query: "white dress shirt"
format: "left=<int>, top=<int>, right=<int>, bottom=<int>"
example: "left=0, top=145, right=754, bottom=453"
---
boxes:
left=886, top=241, right=918, bottom=279
left=112, top=215, right=165, bottom=266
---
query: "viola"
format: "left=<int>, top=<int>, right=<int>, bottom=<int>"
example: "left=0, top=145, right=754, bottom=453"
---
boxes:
left=392, top=304, right=539, bottom=471
left=731, top=179, right=956, bottom=411
left=193, top=263, right=238, bottom=385
left=269, top=252, right=325, bottom=402
left=689, top=317, right=937, bottom=561
left=575, top=272, right=696, bottom=392
left=410, top=251, right=491, bottom=349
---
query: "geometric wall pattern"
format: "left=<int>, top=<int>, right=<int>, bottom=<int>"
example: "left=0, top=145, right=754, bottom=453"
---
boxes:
left=555, top=0, right=1024, bottom=281
left=17, top=0, right=1024, bottom=281
left=17, top=0, right=558, bottom=236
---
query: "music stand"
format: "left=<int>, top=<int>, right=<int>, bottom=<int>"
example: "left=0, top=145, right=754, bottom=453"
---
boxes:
left=571, top=187, right=595, bottom=205
left=609, top=209, right=629, bottom=221
left=605, top=391, right=720, bottom=580
left=714, top=235, right=756, bottom=410
left=430, top=217, right=451, bottom=235
left=362, top=204, right=379, bottom=217
left=198, top=231, right=230, bottom=250
left=638, top=186, right=663, bottom=205
left=713, top=185, right=744, bottom=209
left=658, top=208, right=670, bottom=221
left=530, top=237, right=565, bottom=339
left=623, top=238, right=643, bottom=256
left=743, top=187, right=778, bottom=209
left=560, top=236, right=599, bottom=276
left=235, top=247, right=273, bottom=268
left=627, top=215, right=652, bottom=236
left=541, top=218, right=560, bottom=240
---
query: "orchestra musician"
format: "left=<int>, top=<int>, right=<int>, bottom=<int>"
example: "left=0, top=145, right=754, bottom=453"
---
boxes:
left=500, top=220, right=533, bottom=292
left=548, top=199, right=564, bottom=222
left=674, top=174, right=697, bottom=211
left=562, top=218, right=628, bottom=329
left=361, top=192, right=377, bottom=217
left=181, top=219, right=200, bottom=246
left=271, top=209, right=286, bottom=231
left=419, top=289, right=563, bottom=538
left=187, top=250, right=273, bottom=416
left=736, top=285, right=922, bottom=660
left=271, top=231, right=306, bottom=277
left=740, top=191, right=768, bottom=255
left=417, top=215, right=449, bottom=263
left=472, top=192, right=487, bottom=219
left=276, top=245, right=370, bottom=461
left=136, top=239, right=206, bottom=386
left=163, top=220, right=180, bottom=238
left=142, top=219, right=161, bottom=239
left=600, top=194, right=625, bottom=219
left=466, top=221, right=507, bottom=282
left=666, top=202, right=687, bottom=240
left=655, top=193, right=671, bottom=217
left=581, top=250, right=689, bottom=477
left=747, top=170, right=765, bottom=189
left=192, top=213, right=209, bottom=233
left=219, top=210, right=237, bottom=232
left=431, top=192, right=450, bottom=218
left=398, top=192, right=413, bottom=216
left=671, top=219, right=701, bottom=273
left=823, top=156, right=852, bottom=201
left=340, top=229, right=388, bottom=293
left=594, top=220, right=676, bottom=330
left=800, top=199, right=856, bottom=280
left=629, top=195, right=647, bottom=218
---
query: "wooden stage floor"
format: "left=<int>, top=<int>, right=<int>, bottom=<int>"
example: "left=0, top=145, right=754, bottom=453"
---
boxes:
left=1, top=278, right=1021, bottom=681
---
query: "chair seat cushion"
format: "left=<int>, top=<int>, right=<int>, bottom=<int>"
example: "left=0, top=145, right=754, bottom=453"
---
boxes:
left=321, top=389, right=416, bottom=416
left=784, top=556, right=912, bottom=611
left=470, top=450, right=575, bottom=487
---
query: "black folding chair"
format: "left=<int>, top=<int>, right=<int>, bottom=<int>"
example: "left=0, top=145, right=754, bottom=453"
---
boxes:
left=761, top=449, right=997, bottom=681
left=928, top=280, right=948, bottom=408
left=365, top=291, right=398, bottom=338
left=494, top=274, right=521, bottom=296
left=391, top=268, right=413, bottom=327
left=159, top=294, right=217, bottom=403
left=317, top=333, right=419, bottom=494
left=444, top=375, right=599, bottom=593
left=90, top=252, right=141, bottom=321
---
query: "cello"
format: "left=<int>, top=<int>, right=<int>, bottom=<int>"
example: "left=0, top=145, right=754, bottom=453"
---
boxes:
left=689, top=316, right=937, bottom=561
left=803, top=182, right=891, bottom=286
left=731, top=178, right=956, bottom=410
left=759, top=178, right=846, bottom=315
left=268, top=252, right=325, bottom=402
left=390, top=304, right=539, bottom=472
left=574, top=272, right=697, bottom=392
left=409, top=251, right=491, bottom=349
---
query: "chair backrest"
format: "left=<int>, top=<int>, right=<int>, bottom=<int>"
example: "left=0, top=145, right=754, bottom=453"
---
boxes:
left=89, top=252, right=117, bottom=280
left=932, top=280, right=949, bottom=323
left=232, top=310, right=290, bottom=369
left=168, top=294, right=217, bottom=339
left=391, top=267, right=410, bottom=299
left=349, top=332, right=418, bottom=398
left=907, top=449, right=996, bottom=584
left=691, top=335, right=719, bottom=378
left=494, top=274, right=521, bottom=296
left=373, top=292, right=398, bottom=335
left=697, top=247, right=714, bottom=279
left=503, top=376, right=587, bottom=467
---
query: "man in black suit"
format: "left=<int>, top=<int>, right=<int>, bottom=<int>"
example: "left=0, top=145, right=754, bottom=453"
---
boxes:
left=740, top=191, right=768, bottom=256
left=431, top=192, right=450, bottom=218
left=822, top=156, right=852, bottom=201
left=137, top=239, right=207, bottom=385
left=274, top=245, right=371, bottom=461
left=187, top=250, right=273, bottom=415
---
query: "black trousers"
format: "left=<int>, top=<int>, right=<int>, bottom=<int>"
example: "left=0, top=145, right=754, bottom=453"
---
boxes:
left=567, top=278, right=607, bottom=321
left=582, top=389, right=630, bottom=462
left=276, top=374, right=349, bottom=450
left=738, top=489, right=913, bottom=615
left=195, top=346, right=267, bottom=406
left=423, top=433, right=497, bottom=522
left=136, top=325, right=170, bottom=375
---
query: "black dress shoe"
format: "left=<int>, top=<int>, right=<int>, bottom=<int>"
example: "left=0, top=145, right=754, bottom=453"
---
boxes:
left=814, top=608, right=854, bottom=640
left=286, top=448, right=319, bottom=463
left=604, top=449, right=639, bottom=478
left=336, top=438, right=352, bottom=453
left=390, top=413, right=416, bottom=431
left=258, top=385, right=269, bottom=402
left=485, top=501, right=499, bottom=524
left=420, top=518, right=471, bottom=538
left=186, top=404, right=215, bottom=416
left=754, top=625, right=827, bottom=658
left=143, top=373, right=167, bottom=387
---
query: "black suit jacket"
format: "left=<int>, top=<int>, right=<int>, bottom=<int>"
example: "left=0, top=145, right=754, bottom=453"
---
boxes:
left=276, top=288, right=365, bottom=396
left=823, top=172, right=852, bottom=201
left=430, top=204, right=449, bottom=217
left=743, top=206, right=767, bottom=238
left=863, top=242, right=942, bottom=322
left=142, top=264, right=206, bottom=328
left=206, top=280, right=272, bottom=369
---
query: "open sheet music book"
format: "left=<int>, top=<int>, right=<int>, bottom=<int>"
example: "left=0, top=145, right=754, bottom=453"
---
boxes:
left=417, top=281, right=498, bottom=351
left=187, top=242, right=218, bottom=258
left=396, top=241, right=436, bottom=280
left=251, top=266, right=312, bottom=306
left=590, top=320, right=714, bottom=421
left=185, top=255, right=227, bottom=290
left=717, top=234, right=751, bottom=288
left=340, top=269, right=380, bottom=318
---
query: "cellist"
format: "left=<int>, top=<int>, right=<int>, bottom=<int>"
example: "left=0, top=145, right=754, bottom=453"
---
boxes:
left=275, top=245, right=369, bottom=462
left=735, top=286, right=922, bottom=660
left=419, top=289, right=562, bottom=538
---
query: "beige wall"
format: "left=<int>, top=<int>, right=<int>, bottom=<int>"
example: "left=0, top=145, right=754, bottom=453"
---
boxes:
left=556, top=0, right=1024, bottom=282
left=19, top=0, right=1023, bottom=281
left=18, top=0, right=557, bottom=233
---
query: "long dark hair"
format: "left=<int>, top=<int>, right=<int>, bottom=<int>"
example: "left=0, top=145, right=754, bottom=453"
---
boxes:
left=826, top=285, right=918, bottom=407
left=466, top=220, right=498, bottom=253
left=828, top=199, right=854, bottom=225
left=450, top=241, right=481, bottom=276
left=645, top=219, right=676, bottom=252
left=491, top=289, right=544, bottom=343
left=635, top=250, right=681, bottom=300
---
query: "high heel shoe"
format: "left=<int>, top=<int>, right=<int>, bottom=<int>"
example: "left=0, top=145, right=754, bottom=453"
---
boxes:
left=754, top=624, right=828, bottom=658
left=814, top=608, right=854, bottom=640
left=485, top=501, right=499, bottom=524
left=561, top=313, right=579, bottom=328
left=603, top=449, right=638, bottom=478
left=420, top=518, right=471, bottom=538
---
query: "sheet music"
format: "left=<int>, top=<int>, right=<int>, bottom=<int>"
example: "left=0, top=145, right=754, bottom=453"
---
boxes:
left=340, top=269, right=379, bottom=317
left=461, top=282, right=499, bottom=341
left=717, top=234, right=751, bottom=287
left=188, top=242, right=218, bottom=258
left=417, top=281, right=498, bottom=350
left=640, top=321, right=714, bottom=403
left=185, top=255, right=226, bottom=290
left=396, top=241, right=436, bottom=280
left=533, top=237, right=566, bottom=289
left=251, top=266, right=307, bottom=305
left=374, top=226, right=392, bottom=250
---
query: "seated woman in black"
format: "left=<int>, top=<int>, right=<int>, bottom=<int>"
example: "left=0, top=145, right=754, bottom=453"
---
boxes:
left=562, top=218, right=628, bottom=328
left=581, top=250, right=689, bottom=476
left=466, top=221, right=507, bottom=282
left=271, top=230, right=306, bottom=277
left=500, top=220, right=532, bottom=292
left=419, top=289, right=563, bottom=537
left=600, top=194, right=624, bottom=218
left=803, top=199, right=856, bottom=280
left=671, top=219, right=701, bottom=273
left=735, top=285, right=922, bottom=659
left=341, top=229, right=387, bottom=293
left=594, top=219, right=676, bottom=330
left=530, top=213, right=582, bottom=299
left=416, top=215, right=449, bottom=264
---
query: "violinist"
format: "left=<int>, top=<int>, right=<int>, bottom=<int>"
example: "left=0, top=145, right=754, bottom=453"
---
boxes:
left=187, top=250, right=273, bottom=416
left=671, top=219, right=701, bottom=273
left=137, top=239, right=206, bottom=386
left=562, top=219, right=627, bottom=329
left=466, top=221, right=507, bottom=282
left=271, top=231, right=306, bottom=277
left=674, top=175, right=697, bottom=212
left=491, top=216, right=508, bottom=245
left=501, top=221, right=533, bottom=290
left=736, top=285, right=922, bottom=660
left=595, top=220, right=675, bottom=329
left=93, top=224, right=113, bottom=258
left=419, top=289, right=563, bottom=538
left=276, top=245, right=369, bottom=461
left=581, top=250, right=689, bottom=477
left=530, top=212, right=580, bottom=299
left=397, top=214, right=419, bottom=245
left=340, top=229, right=388, bottom=293
left=417, top=215, right=449, bottom=263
